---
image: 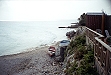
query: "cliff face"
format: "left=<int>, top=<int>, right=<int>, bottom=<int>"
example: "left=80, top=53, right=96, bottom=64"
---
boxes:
left=62, top=27, right=99, bottom=75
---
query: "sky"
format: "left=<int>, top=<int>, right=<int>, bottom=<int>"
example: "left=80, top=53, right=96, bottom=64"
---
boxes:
left=0, top=0, right=111, bottom=21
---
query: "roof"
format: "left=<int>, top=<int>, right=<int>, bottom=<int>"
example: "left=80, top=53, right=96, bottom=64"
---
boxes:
left=86, top=12, right=104, bottom=15
left=59, top=40, right=70, bottom=47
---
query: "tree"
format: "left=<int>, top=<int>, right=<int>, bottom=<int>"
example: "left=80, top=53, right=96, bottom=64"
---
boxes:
left=78, top=13, right=86, bottom=26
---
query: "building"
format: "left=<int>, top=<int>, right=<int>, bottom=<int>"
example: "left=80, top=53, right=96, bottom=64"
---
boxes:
left=86, top=12, right=111, bottom=36
left=85, top=12, right=111, bottom=75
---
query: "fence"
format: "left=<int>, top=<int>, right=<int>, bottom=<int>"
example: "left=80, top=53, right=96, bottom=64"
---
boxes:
left=86, top=27, right=111, bottom=75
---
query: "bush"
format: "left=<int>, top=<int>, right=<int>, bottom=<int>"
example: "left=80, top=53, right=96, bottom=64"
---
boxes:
left=74, top=34, right=86, bottom=46
left=74, top=45, right=98, bottom=75
left=65, top=61, right=78, bottom=75
left=83, top=51, right=94, bottom=63
left=65, top=34, right=86, bottom=57
left=74, top=50, right=83, bottom=60
left=64, top=34, right=98, bottom=75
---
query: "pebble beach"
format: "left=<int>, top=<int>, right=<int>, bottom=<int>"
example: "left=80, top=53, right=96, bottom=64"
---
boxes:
left=0, top=42, right=63, bottom=75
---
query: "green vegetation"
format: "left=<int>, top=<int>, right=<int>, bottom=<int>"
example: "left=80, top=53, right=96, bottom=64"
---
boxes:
left=64, top=34, right=99, bottom=75
left=65, top=34, right=86, bottom=57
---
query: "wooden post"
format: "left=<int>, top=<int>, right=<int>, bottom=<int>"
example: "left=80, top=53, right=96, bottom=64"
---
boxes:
left=101, top=12, right=105, bottom=36
left=105, top=50, right=110, bottom=75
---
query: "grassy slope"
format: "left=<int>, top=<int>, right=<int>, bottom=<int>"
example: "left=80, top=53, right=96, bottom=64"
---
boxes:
left=64, top=34, right=99, bottom=75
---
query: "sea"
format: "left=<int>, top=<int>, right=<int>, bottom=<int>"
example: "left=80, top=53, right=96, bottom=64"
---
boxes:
left=0, top=20, right=76, bottom=56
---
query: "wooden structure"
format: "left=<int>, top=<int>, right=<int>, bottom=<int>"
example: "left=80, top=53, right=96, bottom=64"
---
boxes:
left=86, top=27, right=111, bottom=75
left=105, top=15, right=111, bottom=36
left=86, top=12, right=106, bottom=36
left=85, top=12, right=111, bottom=75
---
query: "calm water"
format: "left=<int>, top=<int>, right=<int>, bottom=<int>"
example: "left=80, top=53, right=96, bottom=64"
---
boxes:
left=0, top=20, right=76, bottom=56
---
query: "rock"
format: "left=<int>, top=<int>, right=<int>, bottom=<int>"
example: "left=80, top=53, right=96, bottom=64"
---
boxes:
left=59, top=62, right=63, bottom=66
left=42, top=71, right=50, bottom=75
left=52, top=62, right=56, bottom=66
left=46, top=64, right=48, bottom=66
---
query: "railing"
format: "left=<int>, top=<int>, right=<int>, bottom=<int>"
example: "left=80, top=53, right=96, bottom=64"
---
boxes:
left=86, top=27, right=111, bottom=75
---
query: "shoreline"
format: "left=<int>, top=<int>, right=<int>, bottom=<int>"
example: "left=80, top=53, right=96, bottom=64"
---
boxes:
left=0, top=27, right=77, bottom=75
left=0, top=41, right=59, bottom=57
left=0, top=41, right=63, bottom=75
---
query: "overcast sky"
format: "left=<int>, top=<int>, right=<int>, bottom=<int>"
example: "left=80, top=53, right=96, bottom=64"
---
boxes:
left=0, top=0, right=111, bottom=21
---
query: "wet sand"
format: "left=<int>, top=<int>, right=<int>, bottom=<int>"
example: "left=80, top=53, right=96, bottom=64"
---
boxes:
left=0, top=43, right=63, bottom=75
